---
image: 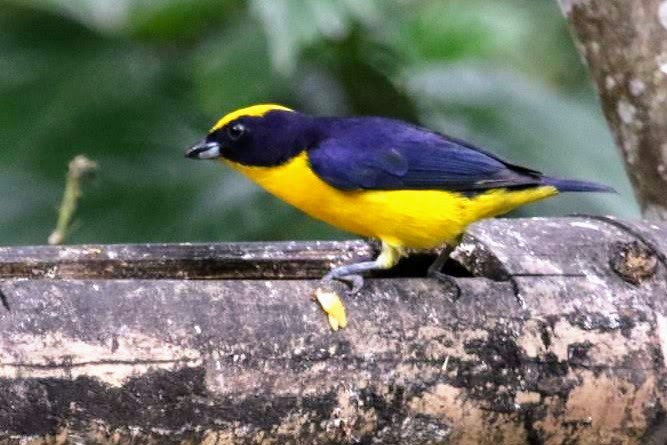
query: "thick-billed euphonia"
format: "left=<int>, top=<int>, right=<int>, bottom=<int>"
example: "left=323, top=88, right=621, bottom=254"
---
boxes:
left=186, top=104, right=612, bottom=329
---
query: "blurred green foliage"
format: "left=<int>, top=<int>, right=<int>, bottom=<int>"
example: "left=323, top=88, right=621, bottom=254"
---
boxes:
left=0, top=0, right=638, bottom=246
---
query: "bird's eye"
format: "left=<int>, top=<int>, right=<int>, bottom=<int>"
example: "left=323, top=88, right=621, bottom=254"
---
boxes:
left=227, top=123, right=246, bottom=141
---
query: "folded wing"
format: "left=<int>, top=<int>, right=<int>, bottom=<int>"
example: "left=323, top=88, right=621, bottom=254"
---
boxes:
left=308, top=119, right=544, bottom=192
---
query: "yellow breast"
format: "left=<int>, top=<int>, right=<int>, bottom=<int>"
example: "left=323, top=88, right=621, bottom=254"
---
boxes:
left=224, top=152, right=557, bottom=249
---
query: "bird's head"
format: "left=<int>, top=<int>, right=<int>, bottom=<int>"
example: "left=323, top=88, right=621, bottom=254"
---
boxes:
left=186, top=104, right=313, bottom=167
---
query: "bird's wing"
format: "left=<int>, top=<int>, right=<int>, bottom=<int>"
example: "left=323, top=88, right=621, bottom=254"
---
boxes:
left=308, top=124, right=544, bottom=192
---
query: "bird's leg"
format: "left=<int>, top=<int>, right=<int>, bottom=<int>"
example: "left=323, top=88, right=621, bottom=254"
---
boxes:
left=323, top=242, right=402, bottom=293
left=427, top=238, right=462, bottom=299
left=315, top=242, right=402, bottom=330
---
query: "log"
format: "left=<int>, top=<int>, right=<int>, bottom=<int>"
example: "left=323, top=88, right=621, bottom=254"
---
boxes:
left=0, top=217, right=666, bottom=444
left=556, top=0, right=667, bottom=220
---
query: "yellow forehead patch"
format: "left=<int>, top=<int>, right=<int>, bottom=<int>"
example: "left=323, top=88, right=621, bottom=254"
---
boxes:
left=210, top=104, right=294, bottom=132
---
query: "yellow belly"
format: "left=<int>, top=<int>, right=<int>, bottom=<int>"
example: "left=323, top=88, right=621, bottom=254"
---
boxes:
left=224, top=152, right=557, bottom=249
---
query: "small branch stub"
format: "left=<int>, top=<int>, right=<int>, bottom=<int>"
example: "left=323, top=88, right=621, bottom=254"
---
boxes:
left=48, top=155, right=97, bottom=245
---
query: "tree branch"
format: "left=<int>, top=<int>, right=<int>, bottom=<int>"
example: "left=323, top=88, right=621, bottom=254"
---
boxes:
left=1, top=217, right=667, bottom=444
left=557, top=0, right=667, bottom=220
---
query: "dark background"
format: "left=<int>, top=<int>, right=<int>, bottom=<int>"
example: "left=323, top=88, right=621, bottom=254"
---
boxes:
left=0, top=0, right=638, bottom=246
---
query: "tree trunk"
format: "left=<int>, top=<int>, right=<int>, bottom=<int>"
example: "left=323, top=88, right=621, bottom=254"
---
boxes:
left=1, top=217, right=667, bottom=444
left=557, top=0, right=667, bottom=220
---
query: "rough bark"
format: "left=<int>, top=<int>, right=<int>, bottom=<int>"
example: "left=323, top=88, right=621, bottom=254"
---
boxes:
left=557, top=0, right=667, bottom=220
left=0, top=217, right=667, bottom=444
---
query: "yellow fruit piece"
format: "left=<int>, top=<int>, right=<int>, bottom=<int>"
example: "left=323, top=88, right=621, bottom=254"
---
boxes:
left=315, top=288, right=348, bottom=331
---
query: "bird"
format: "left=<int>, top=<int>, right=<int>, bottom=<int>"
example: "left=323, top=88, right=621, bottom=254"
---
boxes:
left=186, top=104, right=613, bottom=329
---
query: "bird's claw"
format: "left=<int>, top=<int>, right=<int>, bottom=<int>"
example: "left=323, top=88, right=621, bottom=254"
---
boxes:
left=428, top=270, right=461, bottom=300
left=0, top=287, right=9, bottom=311
left=336, top=274, right=365, bottom=295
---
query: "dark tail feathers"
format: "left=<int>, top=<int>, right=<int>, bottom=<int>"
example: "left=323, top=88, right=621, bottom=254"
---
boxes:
left=541, top=176, right=616, bottom=193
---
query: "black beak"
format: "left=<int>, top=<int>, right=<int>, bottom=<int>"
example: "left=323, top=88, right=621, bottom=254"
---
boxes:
left=185, top=140, right=221, bottom=160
